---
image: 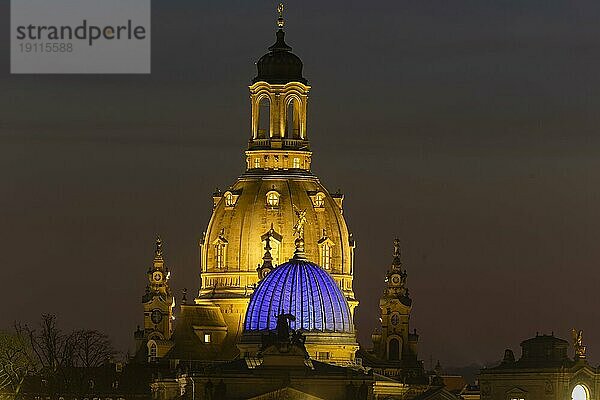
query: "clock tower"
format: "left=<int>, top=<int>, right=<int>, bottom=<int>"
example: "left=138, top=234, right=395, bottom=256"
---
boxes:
left=135, top=236, right=174, bottom=361
left=371, top=239, right=419, bottom=363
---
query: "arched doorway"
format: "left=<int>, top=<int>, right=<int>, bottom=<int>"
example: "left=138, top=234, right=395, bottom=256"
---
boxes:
left=388, top=338, right=400, bottom=361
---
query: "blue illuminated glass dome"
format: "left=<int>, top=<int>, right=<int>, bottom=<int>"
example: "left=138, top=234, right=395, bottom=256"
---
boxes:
left=244, top=258, right=354, bottom=333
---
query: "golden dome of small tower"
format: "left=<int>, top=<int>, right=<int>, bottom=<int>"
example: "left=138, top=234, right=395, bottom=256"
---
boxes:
left=196, top=5, right=358, bottom=346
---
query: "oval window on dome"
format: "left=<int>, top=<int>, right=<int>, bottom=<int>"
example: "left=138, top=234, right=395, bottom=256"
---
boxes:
left=572, top=384, right=589, bottom=400
left=266, top=191, right=280, bottom=208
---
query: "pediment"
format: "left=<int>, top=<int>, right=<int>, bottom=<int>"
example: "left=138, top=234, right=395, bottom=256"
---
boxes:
left=506, top=386, right=528, bottom=394
left=247, top=387, right=325, bottom=400
left=572, top=363, right=596, bottom=379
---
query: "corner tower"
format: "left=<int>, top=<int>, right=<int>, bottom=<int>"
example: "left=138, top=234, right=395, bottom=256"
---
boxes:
left=197, top=6, right=357, bottom=347
left=371, top=239, right=419, bottom=363
left=134, top=237, right=174, bottom=361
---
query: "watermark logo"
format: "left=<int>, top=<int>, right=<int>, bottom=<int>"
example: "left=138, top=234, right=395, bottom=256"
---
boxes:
left=11, top=0, right=151, bottom=74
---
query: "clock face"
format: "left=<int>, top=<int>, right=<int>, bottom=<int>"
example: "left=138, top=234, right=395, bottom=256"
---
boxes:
left=153, top=272, right=162, bottom=282
left=391, top=274, right=400, bottom=284
left=151, top=310, right=163, bottom=324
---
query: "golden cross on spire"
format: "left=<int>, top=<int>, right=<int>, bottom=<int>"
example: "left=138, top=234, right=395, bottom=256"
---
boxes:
left=277, top=3, right=285, bottom=28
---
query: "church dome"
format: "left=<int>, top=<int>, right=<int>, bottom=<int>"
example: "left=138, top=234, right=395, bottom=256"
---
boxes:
left=244, top=257, right=354, bottom=333
left=254, top=29, right=306, bottom=85
left=198, top=174, right=355, bottom=303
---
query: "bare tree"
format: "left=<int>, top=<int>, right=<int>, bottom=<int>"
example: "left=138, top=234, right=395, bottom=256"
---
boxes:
left=0, top=330, right=36, bottom=397
left=0, top=315, right=118, bottom=398
left=72, top=330, right=116, bottom=368
left=23, top=314, right=75, bottom=374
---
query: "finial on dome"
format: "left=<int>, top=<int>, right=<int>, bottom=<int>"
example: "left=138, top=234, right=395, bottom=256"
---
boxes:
left=258, top=230, right=275, bottom=278
left=182, top=288, right=187, bottom=305
left=293, top=237, right=306, bottom=260
left=277, top=3, right=285, bottom=29
left=392, top=237, right=401, bottom=265
left=154, top=235, right=163, bottom=261
left=263, top=231, right=273, bottom=263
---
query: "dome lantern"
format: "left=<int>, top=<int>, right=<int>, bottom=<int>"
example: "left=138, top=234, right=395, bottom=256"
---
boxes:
left=247, top=4, right=311, bottom=165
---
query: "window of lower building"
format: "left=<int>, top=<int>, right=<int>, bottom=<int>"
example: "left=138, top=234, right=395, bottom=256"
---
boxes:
left=572, top=385, right=589, bottom=400
left=204, top=333, right=211, bottom=343
left=293, top=158, right=300, bottom=169
left=148, top=341, right=157, bottom=363
left=254, top=158, right=261, bottom=169
left=317, top=352, right=330, bottom=360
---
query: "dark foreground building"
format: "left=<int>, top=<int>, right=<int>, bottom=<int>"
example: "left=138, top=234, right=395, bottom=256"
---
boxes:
left=479, top=332, right=597, bottom=400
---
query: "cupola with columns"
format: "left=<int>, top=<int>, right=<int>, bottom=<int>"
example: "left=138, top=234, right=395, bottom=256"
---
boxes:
left=246, top=3, right=312, bottom=173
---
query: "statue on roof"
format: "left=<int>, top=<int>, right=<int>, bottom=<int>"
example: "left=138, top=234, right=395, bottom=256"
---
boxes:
left=572, top=328, right=586, bottom=359
left=292, top=205, right=307, bottom=239
left=276, top=313, right=296, bottom=341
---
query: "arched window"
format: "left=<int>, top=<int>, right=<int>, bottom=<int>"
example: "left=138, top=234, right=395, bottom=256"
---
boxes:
left=388, top=338, right=400, bottom=361
left=215, top=243, right=225, bottom=268
left=224, top=192, right=235, bottom=207
left=286, top=98, right=301, bottom=139
left=254, top=158, right=261, bottom=169
left=292, top=157, right=301, bottom=169
left=147, top=341, right=157, bottom=362
left=314, top=192, right=325, bottom=208
left=258, top=97, right=270, bottom=139
left=266, top=191, right=280, bottom=207
left=320, top=243, right=331, bottom=270
left=572, top=384, right=589, bottom=400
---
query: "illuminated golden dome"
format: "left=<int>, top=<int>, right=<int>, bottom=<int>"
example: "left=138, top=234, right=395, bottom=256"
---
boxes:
left=199, top=173, right=355, bottom=298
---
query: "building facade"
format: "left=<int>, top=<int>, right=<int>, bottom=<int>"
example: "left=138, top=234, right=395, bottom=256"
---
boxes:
left=479, top=333, right=599, bottom=400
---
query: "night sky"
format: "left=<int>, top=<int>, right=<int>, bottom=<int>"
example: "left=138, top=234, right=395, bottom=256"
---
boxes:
left=1, top=1, right=600, bottom=368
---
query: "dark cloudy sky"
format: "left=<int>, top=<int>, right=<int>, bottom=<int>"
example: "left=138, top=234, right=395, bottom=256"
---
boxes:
left=1, top=1, right=600, bottom=368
